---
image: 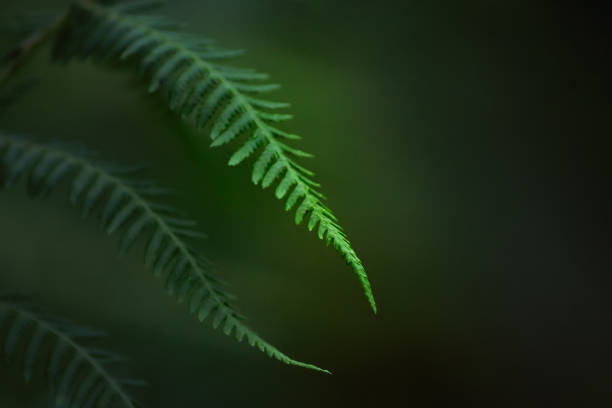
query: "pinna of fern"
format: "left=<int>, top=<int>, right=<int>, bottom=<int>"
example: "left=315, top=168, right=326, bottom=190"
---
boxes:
left=51, top=0, right=376, bottom=313
left=0, top=132, right=328, bottom=374
left=0, top=295, right=144, bottom=408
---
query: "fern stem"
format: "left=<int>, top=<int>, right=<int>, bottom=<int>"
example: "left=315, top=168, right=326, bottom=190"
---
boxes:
left=0, top=13, right=68, bottom=88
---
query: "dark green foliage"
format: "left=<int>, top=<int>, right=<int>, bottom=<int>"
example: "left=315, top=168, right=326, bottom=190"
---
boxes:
left=0, top=133, right=328, bottom=373
left=53, top=0, right=376, bottom=313
left=0, top=81, right=37, bottom=116
left=0, top=296, right=143, bottom=407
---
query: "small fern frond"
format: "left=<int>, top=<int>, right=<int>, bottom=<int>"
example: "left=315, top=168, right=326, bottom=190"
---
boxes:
left=0, top=296, right=143, bottom=407
left=54, top=0, right=376, bottom=313
left=0, top=133, right=328, bottom=373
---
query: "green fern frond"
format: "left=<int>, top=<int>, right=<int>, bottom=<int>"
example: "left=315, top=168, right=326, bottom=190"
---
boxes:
left=0, top=133, right=329, bottom=373
left=0, top=296, right=143, bottom=407
left=54, top=0, right=376, bottom=313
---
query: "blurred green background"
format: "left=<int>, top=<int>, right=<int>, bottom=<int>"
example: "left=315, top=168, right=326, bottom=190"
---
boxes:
left=1, top=0, right=610, bottom=406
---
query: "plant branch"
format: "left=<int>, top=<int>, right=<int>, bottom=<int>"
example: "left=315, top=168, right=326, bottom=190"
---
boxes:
left=0, top=13, right=67, bottom=88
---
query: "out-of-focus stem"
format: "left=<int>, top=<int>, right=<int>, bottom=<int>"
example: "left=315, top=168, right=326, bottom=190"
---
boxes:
left=0, top=13, right=67, bottom=88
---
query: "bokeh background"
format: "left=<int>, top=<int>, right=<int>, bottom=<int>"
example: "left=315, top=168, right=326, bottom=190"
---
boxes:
left=0, top=0, right=610, bottom=406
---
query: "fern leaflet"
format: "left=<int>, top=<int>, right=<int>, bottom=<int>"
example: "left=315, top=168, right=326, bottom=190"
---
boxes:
left=0, top=133, right=328, bottom=373
left=0, top=296, right=143, bottom=407
left=53, top=0, right=376, bottom=313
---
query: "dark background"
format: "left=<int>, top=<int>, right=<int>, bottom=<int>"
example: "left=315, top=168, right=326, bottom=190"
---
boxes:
left=0, top=0, right=610, bottom=406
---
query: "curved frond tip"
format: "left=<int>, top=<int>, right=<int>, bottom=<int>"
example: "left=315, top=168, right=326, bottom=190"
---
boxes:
left=54, top=0, right=376, bottom=313
left=0, top=133, right=329, bottom=373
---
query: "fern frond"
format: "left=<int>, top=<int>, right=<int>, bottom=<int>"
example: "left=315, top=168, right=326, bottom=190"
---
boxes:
left=54, top=0, right=376, bottom=313
left=0, top=296, right=143, bottom=407
left=0, top=133, right=328, bottom=373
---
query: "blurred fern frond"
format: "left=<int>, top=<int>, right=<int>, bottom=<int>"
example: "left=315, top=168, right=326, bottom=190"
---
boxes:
left=0, top=133, right=328, bottom=373
left=52, top=0, right=376, bottom=313
left=0, top=295, right=143, bottom=408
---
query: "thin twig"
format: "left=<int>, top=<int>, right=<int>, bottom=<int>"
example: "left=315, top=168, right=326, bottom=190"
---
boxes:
left=0, top=13, right=67, bottom=88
